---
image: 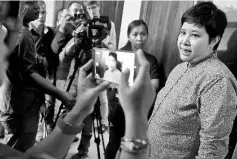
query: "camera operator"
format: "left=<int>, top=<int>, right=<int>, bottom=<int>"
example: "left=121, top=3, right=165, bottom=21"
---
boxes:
left=84, top=0, right=116, bottom=50
left=83, top=0, right=117, bottom=132
left=58, top=14, right=96, bottom=159
left=0, top=1, right=76, bottom=152
left=50, top=2, right=84, bottom=110
left=51, top=2, right=84, bottom=55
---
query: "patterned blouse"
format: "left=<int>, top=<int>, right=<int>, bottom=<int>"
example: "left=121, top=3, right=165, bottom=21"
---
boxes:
left=148, top=54, right=237, bottom=159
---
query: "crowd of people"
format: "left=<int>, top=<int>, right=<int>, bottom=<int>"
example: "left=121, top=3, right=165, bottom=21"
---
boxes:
left=0, top=1, right=237, bottom=159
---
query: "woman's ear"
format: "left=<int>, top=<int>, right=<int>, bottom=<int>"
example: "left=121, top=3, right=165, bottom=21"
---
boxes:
left=210, top=36, right=220, bottom=49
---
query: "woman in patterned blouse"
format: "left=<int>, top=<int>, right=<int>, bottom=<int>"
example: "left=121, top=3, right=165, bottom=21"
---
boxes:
left=147, top=1, right=237, bottom=159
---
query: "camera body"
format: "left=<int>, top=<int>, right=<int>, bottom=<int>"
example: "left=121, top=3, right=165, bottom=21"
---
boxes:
left=74, top=15, right=111, bottom=45
left=73, top=15, right=111, bottom=66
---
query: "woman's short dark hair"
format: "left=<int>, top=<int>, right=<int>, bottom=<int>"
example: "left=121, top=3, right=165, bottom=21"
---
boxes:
left=109, top=52, right=117, bottom=61
left=127, top=19, right=149, bottom=36
left=181, top=1, right=227, bottom=50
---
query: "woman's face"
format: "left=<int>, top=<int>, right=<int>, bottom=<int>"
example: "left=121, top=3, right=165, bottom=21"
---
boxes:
left=177, top=22, right=216, bottom=64
left=107, top=55, right=117, bottom=71
left=128, top=24, right=148, bottom=51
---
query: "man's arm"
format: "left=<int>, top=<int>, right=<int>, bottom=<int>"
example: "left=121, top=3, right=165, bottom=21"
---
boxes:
left=24, top=60, right=109, bottom=159
left=30, top=72, right=75, bottom=107
left=51, top=14, right=75, bottom=54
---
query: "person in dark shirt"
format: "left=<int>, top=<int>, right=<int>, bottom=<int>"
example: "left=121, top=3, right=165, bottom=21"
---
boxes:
left=0, top=1, right=75, bottom=152
left=30, top=0, right=59, bottom=136
left=105, top=19, right=161, bottom=159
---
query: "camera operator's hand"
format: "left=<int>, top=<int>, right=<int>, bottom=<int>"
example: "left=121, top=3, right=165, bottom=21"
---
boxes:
left=118, top=49, right=156, bottom=120
left=59, top=14, right=76, bottom=34
left=72, top=60, right=110, bottom=120
left=64, top=37, right=82, bottom=57
left=59, top=91, right=76, bottom=109
left=72, top=23, right=84, bottom=36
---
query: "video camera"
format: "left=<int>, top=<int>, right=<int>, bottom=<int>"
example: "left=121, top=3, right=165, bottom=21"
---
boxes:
left=73, top=14, right=111, bottom=45
left=72, top=14, right=111, bottom=66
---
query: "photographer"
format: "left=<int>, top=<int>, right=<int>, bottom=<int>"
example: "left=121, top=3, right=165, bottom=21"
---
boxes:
left=51, top=2, right=85, bottom=115
left=51, top=2, right=84, bottom=55
left=83, top=0, right=117, bottom=134
left=0, top=1, right=75, bottom=152
left=84, top=0, right=116, bottom=50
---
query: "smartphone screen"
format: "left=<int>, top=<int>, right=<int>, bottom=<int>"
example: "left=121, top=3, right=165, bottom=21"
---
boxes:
left=8, top=1, right=20, bottom=18
left=92, top=48, right=135, bottom=86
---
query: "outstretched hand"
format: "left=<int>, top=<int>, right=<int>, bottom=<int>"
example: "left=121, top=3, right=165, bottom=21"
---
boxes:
left=118, top=49, right=156, bottom=119
left=2, top=6, right=28, bottom=33
left=73, top=60, right=110, bottom=118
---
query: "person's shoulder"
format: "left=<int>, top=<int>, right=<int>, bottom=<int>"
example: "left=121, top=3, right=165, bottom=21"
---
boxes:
left=143, top=51, right=158, bottom=64
left=203, top=57, right=233, bottom=78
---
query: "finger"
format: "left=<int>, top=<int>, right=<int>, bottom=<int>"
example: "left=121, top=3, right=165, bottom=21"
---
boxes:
left=134, top=49, right=150, bottom=83
left=94, top=81, right=110, bottom=93
left=79, top=60, right=93, bottom=79
left=64, top=14, right=73, bottom=21
left=20, top=6, right=28, bottom=18
left=119, top=68, right=130, bottom=92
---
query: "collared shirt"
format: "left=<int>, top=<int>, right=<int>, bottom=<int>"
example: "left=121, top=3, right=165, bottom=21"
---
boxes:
left=30, top=22, right=49, bottom=35
left=148, top=54, right=237, bottom=159
left=29, top=22, right=58, bottom=77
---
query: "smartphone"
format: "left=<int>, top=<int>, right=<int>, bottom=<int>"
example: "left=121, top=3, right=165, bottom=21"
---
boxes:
left=8, top=1, right=20, bottom=18
left=92, top=48, right=135, bottom=86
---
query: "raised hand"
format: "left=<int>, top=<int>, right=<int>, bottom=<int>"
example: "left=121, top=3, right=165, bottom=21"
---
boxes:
left=73, top=60, right=109, bottom=119
left=118, top=49, right=156, bottom=119
left=3, top=6, right=28, bottom=33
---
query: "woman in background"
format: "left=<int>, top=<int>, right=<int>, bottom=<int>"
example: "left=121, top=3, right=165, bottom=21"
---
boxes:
left=105, top=19, right=160, bottom=159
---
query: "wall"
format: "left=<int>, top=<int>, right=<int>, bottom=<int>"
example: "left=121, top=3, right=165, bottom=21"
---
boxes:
left=45, top=0, right=55, bottom=27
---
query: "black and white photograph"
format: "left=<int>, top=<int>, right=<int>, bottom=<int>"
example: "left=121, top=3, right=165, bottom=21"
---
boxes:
left=1, top=1, right=237, bottom=159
